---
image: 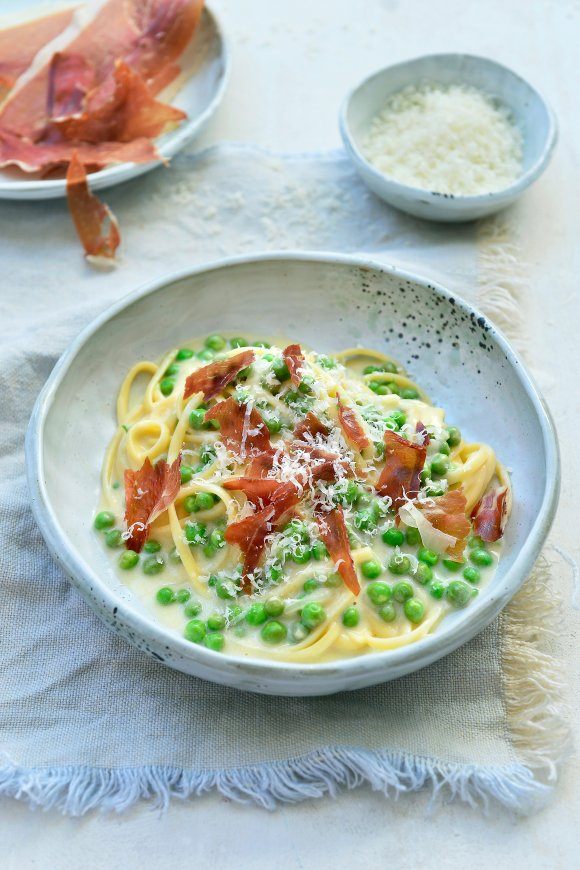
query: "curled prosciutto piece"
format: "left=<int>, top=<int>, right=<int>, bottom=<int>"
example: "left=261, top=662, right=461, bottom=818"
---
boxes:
left=66, top=152, right=120, bottom=265
left=124, top=454, right=181, bottom=552
left=315, top=506, right=360, bottom=595
left=399, top=488, right=471, bottom=562
left=184, top=351, right=255, bottom=401
left=203, top=397, right=272, bottom=456
left=376, top=429, right=427, bottom=507
left=283, top=343, right=305, bottom=387
left=472, top=485, right=510, bottom=542
left=223, top=476, right=286, bottom=508
left=337, top=396, right=370, bottom=451
left=293, top=412, right=331, bottom=442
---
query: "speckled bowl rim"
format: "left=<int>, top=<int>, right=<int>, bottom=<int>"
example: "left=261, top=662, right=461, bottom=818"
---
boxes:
left=26, top=253, right=560, bottom=684
left=339, top=53, right=558, bottom=207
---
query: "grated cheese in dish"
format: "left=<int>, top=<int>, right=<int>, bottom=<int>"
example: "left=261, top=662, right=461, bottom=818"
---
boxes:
left=362, top=83, right=523, bottom=196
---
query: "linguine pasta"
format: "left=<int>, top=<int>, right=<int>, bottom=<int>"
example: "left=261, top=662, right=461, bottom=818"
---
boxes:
left=94, top=334, right=512, bottom=663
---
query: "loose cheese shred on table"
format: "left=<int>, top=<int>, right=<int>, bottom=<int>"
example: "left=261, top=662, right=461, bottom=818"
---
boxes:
left=362, top=83, right=523, bottom=196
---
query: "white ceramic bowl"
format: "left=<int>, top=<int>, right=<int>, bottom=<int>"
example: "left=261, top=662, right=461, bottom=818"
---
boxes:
left=340, top=54, right=557, bottom=222
left=26, top=254, right=559, bottom=695
left=0, top=4, right=230, bottom=200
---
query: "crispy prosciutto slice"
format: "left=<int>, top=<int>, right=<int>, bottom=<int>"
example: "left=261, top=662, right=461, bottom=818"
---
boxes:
left=472, top=485, right=509, bottom=542
left=315, top=507, right=360, bottom=595
left=376, top=430, right=427, bottom=507
left=225, top=483, right=300, bottom=592
left=293, top=412, right=331, bottom=441
left=0, top=0, right=203, bottom=141
left=337, top=396, right=370, bottom=451
left=223, top=476, right=285, bottom=508
left=47, top=59, right=186, bottom=144
left=415, top=421, right=431, bottom=446
left=0, top=128, right=157, bottom=172
left=245, top=450, right=277, bottom=478
left=184, top=351, right=255, bottom=401
left=0, top=7, right=75, bottom=98
left=399, top=489, right=471, bottom=561
left=204, top=397, right=272, bottom=456
left=124, top=454, right=181, bottom=552
left=66, top=152, right=120, bottom=264
left=283, top=343, right=305, bottom=387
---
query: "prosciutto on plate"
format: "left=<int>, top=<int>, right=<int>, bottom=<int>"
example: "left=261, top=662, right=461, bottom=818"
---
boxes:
left=375, top=429, right=427, bottom=507
left=66, top=152, right=121, bottom=264
left=399, top=488, right=471, bottom=561
left=337, top=396, right=370, bottom=451
left=471, top=485, right=510, bottom=542
left=124, top=454, right=181, bottom=552
left=184, top=351, right=255, bottom=401
left=204, top=397, right=272, bottom=457
left=283, top=343, right=305, bottom=387
left=0, top=6, right=75, bottom=98
left=315, top=506, right=360, bottom=595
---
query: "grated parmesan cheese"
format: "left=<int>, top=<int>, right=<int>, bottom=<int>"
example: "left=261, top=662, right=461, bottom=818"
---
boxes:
left=362, top=83, right=523, bottom=196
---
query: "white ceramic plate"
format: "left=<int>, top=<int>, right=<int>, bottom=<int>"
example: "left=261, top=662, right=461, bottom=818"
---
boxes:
left=26, top=254, right=559, bottom=695
left=0, top=4, right=230, bottom=200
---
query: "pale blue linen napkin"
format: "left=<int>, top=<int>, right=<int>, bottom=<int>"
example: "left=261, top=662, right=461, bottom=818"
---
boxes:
left=0, top=145, right=562, bottom=815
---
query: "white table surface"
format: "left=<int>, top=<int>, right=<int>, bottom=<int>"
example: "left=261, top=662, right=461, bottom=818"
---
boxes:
left=2, top=1, right=579, bottom=867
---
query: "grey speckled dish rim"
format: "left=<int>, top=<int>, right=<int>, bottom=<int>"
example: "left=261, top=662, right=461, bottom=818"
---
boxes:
left=25, top=253, right=560, bottom=688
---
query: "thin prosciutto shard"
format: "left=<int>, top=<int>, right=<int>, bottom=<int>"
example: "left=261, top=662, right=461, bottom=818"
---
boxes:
left=337, top=396, right=370, bottom=451
left=66, top=152, right=120, bottom=265
left=223, top=476, right=285, bottom=507
left=472, top=485, right=509, bottom=542
left=376, top=429, right=427, bottom=507
left=124, top=454, right=181, bottom=552
left=203, top=397, right=272, bottom=455
left=184, top=351, right=255, bottom=401
left=293, top=412, right=331, bottom=441
left=412, top=489, right=471, bottom=561
left=225, top=483, right=299, bottom=592
left=315, top=506, right=360, bottom=595
left=283, top=343, right=305, bottom=387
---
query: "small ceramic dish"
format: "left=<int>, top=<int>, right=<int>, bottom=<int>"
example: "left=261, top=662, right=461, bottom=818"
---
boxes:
left=339, top=53, right=557, bottom=222
left=26, top=254, right=559, bottom=695
left=0, top=3, right=230, bottom=201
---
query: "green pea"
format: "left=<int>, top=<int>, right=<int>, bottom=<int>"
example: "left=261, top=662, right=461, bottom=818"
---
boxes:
left=159, top=377, right=175, bottom=396
left=119, top=550, right=139, bottom=570
left=318, top=355, right=337, bottom=369
left=184, top=521, right=207, bottom=545
left=104, top=529, right=123, bottom=548
left=301, top=602, right=326, bottom=628
left=393, top=581, right=413, bottom=602
left=245, top=603, right=268, bottom=626
left=385, top=410, right=406, bottom=430
left=290, top=545, right=311, bottom=564
left=463, top=566, right=481, bottom=584
left=369, top=381, right=388, bottom=395
left=189, top=409, right=206, bottom=430
left=193, top=492, right=215, bottom=512
left=216, top=579, right=237, bottom=600
left=237, top=365, right=253, bottom=381
left=401, top=387, right=419, bottom=400
left=419, top=467, right=431, bottom=485
left=324, top=572, right=343, bottom=588
left=254, top=341, right=271, bottom=349
left=386, top=382, right=401, bottom=395
left=470, top=548, right=493, bottom=567
left=438, top=441, right=451, bottom=456
left=446, top=580, right=472, bottom=608
left=361, top=559, right=383, bottom=579
left=404, top=598, right=425, bottom=623
left=265, top=416, right=282, bottom=434
left=204, top=633, right=225, bottom=651
left=164, top=362, right=180, bottom=377
left=354, top=509, right=377, bottom=533
left=468, top=535, right=485, bottom=549
left=388, top=555, right=411, bottom=576
left=418, top=548, right=439, bottom=566
left=184, top=600, right=201, bottom=618
left=414, top=562, right=433, bottom=585
left=143, top=539, right=161, bottom=553
left=266, top=562, right=284, bottom=584
left=363, top=365, right=381, bottom=374
left=447, top=426, right=461, bottom=447
left=344, top=480, right=362, bottom=505
left=94, top=511, right=115, bottom=530
left=430, top=454, right=450, bottom=477
left=207, top=612, right=226, bottom=631
left=169, top=547, right=182, bottom=563
left=184, top=619, right=206, bottom=643
left=443, top=558, right=462, bottom=572
left=206, top=528, right=225, bottom=551
left=290, top=622, right=310, bottom=643
left=156, top=587, right=175, bottom=605
left=426, top=482, right=446, bottom=498
left=405, top=527, right=421, bottom=547
left=261, top=620, right=287, bottom=644
left=230, top=337, right=248, bottom=348
left=382, top=527, right=404, bottom=547
left=311, top=540, right=328, bottom=561
left=374, top=440, right=385, bottom=458
left=176, top=348, right=194, bottom=360
left=197, top=349, right=215, bottom=362
left=184, top=495, right=197, bottom=513
left=175, top=588, right=191, bottom=603
left=366, top=581, right=392, bottom=605
left=342, top=607, right=360, bottom=628
left=143, top=555, right=164, bottom=575
left=199, top=445, right=216, bottom=466
left=428, top=580, right=446, bottom=599
left=180, top=465, right=194, bottom=484
left=379, top=603, right=397, bottom=622
left=265, top=597, right=285, bottom=617
left=303, top=578, right=321, bottom=594
left=205, top=334, right=226, bottom=351
left=272, top=359, right=290, bottom=382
